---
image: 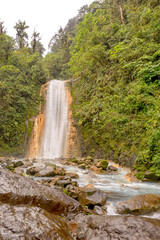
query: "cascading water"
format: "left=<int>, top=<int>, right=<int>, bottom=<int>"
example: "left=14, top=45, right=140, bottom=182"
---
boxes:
left=39, top=80, right=68, bottom=159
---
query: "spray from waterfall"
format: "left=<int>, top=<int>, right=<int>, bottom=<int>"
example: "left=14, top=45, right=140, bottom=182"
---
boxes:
left=39, top=80, right=68, bottom=159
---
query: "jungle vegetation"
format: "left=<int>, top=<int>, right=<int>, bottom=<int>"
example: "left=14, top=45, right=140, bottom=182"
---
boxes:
left=46, top=0, right=160, bottom=179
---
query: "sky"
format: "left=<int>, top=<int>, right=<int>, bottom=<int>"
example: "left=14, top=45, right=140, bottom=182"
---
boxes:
left=0, top=0, right=94, bottom=53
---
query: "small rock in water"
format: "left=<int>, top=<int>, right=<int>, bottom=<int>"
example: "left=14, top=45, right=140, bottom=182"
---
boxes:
left=26, top=166, right=43, bottom=176
left=66, top=172, right=79, bottom=179
left=13, top=160, right=24, bottom=168
left=78, top=184, right=107, bottom=209
left=108, top=165, right=118, bottom=172
left=35, top=166, right=56, bottom=177
left=78, top=163, right=86, bottom=169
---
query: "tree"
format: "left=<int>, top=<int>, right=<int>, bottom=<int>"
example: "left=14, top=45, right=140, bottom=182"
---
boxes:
left=0, top=35, right=15, bottom=63
left=0, top=21, right=6, bottom=34
left=14, top=20, right=29, bottom=49
left=31, top=30, right=45, bottom=55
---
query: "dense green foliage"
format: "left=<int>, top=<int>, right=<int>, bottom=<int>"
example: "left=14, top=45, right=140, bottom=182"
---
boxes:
left=45, top=0, right=160, bottom=179
left=0, top=22, right=46, bottom=155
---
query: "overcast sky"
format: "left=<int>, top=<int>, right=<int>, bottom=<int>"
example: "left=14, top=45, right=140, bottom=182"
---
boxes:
left=0, top=0, right=93, bottom=52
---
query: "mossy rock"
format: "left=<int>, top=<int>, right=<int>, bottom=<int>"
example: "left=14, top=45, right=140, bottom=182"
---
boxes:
left=69, top=159, right=78, bottom=163
left=99, top=160, right=109, bottom=170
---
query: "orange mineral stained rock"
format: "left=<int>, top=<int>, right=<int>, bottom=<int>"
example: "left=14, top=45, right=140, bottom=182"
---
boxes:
left=66, top=84, right=81, bottom=159
left=26, top=82, right=49, bottom=159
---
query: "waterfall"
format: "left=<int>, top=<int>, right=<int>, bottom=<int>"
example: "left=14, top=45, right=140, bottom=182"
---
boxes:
left=39, top=80, right=68, bottom=159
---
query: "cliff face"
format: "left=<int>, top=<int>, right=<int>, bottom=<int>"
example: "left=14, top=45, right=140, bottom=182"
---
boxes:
left=66, top=83, right=81, bottom=159
left=26, top=83, right=49, bottom=159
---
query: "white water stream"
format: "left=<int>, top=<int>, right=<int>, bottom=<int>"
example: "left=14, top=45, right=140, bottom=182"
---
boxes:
left=39, top=80, right=68, bottom=159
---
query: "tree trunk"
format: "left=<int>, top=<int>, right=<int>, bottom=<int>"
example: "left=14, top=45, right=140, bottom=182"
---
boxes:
left=117, top=0, right=125, bottom=25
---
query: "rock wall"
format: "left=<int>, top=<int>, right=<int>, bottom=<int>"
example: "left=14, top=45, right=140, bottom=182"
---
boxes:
left=66, top=83, right=81, bottom=159
left=26, top=82, right=49, bottom=158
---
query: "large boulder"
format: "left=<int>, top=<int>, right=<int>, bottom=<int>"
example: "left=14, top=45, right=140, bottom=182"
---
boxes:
left=116, top=194, right=160, bottom=215
left=72, top=215, right=160, bottom=240
left=0, top=203, right=72, bottom=240
left=78, top=184, right=107, bottom=208
left=0, top=167, right=83, bottom=219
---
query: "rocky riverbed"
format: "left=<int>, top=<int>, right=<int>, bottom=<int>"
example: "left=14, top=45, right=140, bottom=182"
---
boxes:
left=0, top=157, right=160, bottom=239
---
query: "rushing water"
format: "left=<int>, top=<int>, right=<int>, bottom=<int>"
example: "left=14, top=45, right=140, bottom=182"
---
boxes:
left=48, top=159, right=160, bottom=218
left=39, top=80, right=68, bottom=159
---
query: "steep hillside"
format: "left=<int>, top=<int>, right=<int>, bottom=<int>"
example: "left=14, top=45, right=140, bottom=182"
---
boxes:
left=46, top=0, right=160, bottom=179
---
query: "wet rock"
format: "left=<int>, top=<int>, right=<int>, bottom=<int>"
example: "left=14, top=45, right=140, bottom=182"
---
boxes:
left=54, top=167, right=66, bottom=176
left=98, top=160, right=109, bottom=170
left=0, top=157, right=6, bottom=163
left=78, top=184, right=107, bottom=209
left=89, top=165, right=103, bottom=174
left=49, top=176, right=61, bottom=187
left=144, top=170, right=160, bottom=181
left=66, top=172, right=79, bottom=179
left=65, top=185, right=79, bottom=200
left=0, top=168, right=83, bottom=218
left=125, top=171, right=142, bottom=182
left=13, top=160, right=24, bottom=168
left=116, top=194, right=160, bottom=215
left=108, top=165, right=118, bottom=172
left=93, top=205, right=107, bottom=215
left=0, top=203, right=72, bottom=240
left=26, top=166, right=43, bottom=175
left=13, top=167, right=25, bottom=175
left=73, top=215, right=160, bottom=240
left=35, top=166, right=56, bottom=177
left=78, top=163, right=86, bottom=169
left=23, top=161, right=33, bottom=167
left=55, top=179, right=72, bottom=188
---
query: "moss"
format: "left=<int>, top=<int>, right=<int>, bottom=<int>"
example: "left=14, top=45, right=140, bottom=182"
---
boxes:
left=99, top=160, right=109, bottom=170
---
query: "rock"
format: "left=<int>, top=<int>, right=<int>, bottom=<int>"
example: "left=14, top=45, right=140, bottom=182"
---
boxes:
left=98, top=160, right=109, bottom=170
left=144, top=170, right=160, bottom=181
left=23, top=160, right=33, bottom=167
left=116, top=194, right=160, bottom=215
left=13, top=160, right=24, bottom=168
left=55, top=179, right=72, bottom=188
left=66, top=172, right=79, bottom=179
left=78, top=163, right=86, bottom=169
left=49, top=176, right=61, bottom=187
left=35, top=166, right=56, bottom=177
left=73, top=215, right=160, bottom=240
left=93, top=205, right=107, bottom=215
left=65, top=185, right=79, bottom=200
left=0, top=168, right=83, bottom=219
left=13, top=167, right=25, bottom=175
left=89, top=165, right=103, bottom=174
left=125, top=171, right=141, bottom=182
left=108, top=165, right=118, bottom=172
left=54, top=167, right=66, bottom=176
left=78, top=184, right=107, bottom=209
left=0, top=203, right=72, bottom=240
left=26, top=166, right=43, bottom=175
